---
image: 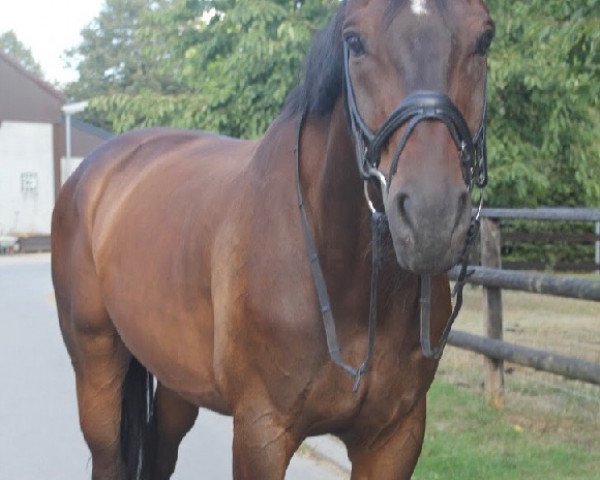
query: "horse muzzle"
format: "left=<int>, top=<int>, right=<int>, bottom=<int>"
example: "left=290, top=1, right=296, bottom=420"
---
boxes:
left=385, top=182, right=472, bottom=273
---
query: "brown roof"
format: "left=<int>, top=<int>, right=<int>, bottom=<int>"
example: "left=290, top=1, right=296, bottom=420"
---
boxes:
left=0, top=50, right=66, bottom=102
left=0, top=50, right=68, bottom=123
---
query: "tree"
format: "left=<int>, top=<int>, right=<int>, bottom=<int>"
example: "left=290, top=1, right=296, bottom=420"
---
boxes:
left=84, top=0, right=337, bottom=137
left=74, top=0, right=599, bottom=208
left=485, top=0, right=600, bottom=208
left=64, top=0, right=184, bottom=101
left=0, top=30, right=44, bottom=77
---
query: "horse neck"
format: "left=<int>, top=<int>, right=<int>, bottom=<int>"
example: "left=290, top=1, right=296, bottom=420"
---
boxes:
left=299, top=100, right=374, bottom=290
left=298, top=100, right=418, bottom=326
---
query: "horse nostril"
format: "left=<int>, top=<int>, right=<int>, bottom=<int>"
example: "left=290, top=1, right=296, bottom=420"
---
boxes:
left=397, top=193, right=412, bottom=229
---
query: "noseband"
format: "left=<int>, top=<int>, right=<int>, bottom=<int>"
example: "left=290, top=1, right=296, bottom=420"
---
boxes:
left=294, top=44, right=488, bottom=391
left=344, top=44, right=488, bottom=193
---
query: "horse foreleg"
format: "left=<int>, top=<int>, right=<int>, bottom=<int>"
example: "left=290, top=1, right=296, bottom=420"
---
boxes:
left=152, top=383, right=199, bottom=480
left=348, top=397, right=427, bottom=480
left=232, top=409, right=298, bottom=480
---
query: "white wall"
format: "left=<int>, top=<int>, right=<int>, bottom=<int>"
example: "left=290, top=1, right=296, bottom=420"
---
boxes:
left=61, top=156, right=83, bottom=186
left=0, top=121, right=55, bottom=235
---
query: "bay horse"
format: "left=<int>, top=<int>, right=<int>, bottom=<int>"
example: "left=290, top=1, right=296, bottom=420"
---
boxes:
left=51, top=0, right=494, bottom=478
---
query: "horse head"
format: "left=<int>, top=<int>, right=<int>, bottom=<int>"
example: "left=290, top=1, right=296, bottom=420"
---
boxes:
left=342, top=0, right=494, bottom=273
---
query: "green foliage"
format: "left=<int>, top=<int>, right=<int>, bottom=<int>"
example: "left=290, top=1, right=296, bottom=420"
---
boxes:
left=71, top=0, right=600, bottom=211
left=0, top=30, right=44, bottom=77
left=89, top=91, right=208, bottom=132
left=486, top=0, right=600, bottom=208
left=64, top=0, right=187, bottom=108
left=73, top=0, right=337, bottom=136
left=174, top=0, right=336, bottom=137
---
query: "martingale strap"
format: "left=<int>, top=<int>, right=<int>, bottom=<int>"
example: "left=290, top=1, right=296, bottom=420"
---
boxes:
left=294, top=112, right=387, bottom=392
left=420, top=215, right=480, bottom=359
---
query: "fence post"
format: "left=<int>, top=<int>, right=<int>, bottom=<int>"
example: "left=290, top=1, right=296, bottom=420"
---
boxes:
left=481, top=218, right=505, bottom=408
left=596, top=222, right=600, bottom=275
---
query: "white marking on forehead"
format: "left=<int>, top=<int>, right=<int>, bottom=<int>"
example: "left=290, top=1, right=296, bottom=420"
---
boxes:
left=410, top=0, right=429, bottom=16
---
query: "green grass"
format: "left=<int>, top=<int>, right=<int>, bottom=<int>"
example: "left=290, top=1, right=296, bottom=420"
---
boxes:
left=413, top=381, right=600, bottom=480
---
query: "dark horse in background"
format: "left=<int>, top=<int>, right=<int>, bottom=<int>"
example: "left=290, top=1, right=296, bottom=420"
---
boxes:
left=52, top=0, right=494, bottom=478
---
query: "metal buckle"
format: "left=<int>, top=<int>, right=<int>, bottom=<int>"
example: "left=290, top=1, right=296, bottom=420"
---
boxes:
left=363, top=168, right=387, bottom=215
left=474, top=189, right=484, bottom=221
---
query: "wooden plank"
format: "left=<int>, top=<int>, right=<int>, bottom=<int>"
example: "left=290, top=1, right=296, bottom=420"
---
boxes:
left=448, top=330, right=600, bottom=386
left=503, top=261, right=600, bottom=272
left=502, top=232, right=600, bottom=243
left=596, top=221, right=600, bottom=275
left=480, top=208, right=600, bottom=222
left=480, top=219, right=504, bottom=408
left=448, top=266, right=600, bottom=301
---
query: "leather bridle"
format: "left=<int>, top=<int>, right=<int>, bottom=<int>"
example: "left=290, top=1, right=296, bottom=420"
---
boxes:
left=294, top=42, right=489, bottom=391
left=344, top=43, right=488, bottom=193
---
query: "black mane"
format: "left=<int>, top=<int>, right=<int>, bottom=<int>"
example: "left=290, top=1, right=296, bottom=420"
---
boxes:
left=283, top=2, right=346, bottom=117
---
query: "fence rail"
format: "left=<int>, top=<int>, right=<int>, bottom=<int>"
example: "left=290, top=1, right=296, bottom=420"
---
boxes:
left=503, top=261, right=600, bottom=272
left=480, top=208, right=600, bottom=222
left=448, top=330, right=600, bottom=386
left=502, top=231, right=600, bottom=244
left=447, top=208, right=600, bottom=407
left=448, top=266, right=600, bottom=301
left=478, top=208, right=600, bottom=273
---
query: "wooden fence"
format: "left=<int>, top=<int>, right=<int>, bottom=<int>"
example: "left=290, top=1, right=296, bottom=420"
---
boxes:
left=484, top=208, right=600, bottom=272
left=447, top=208, right=600, bottom=408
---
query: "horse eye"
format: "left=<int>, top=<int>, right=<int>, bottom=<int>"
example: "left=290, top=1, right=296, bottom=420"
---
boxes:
left=474, top=29, right=494, bottom=56
left=345, top=34, right=366, bottom=57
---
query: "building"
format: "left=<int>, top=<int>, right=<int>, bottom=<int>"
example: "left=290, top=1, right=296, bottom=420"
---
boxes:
left=0, top=50, right=112, bottom=240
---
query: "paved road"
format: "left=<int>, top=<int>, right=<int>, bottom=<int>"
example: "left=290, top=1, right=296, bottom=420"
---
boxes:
left=0, top=254, right=346, bottom=479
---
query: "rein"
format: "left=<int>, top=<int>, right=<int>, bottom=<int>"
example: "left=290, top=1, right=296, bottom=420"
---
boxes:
left=294, top=112, right=387, bottom=392
left=294, top=45, right=488, bottom=390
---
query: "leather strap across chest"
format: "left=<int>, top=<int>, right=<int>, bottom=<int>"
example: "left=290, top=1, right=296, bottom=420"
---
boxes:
left=294, top=112, right=387, bottom=392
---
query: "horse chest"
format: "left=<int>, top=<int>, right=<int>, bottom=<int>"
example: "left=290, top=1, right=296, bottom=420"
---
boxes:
left=361, top=357, right=429, bottom=422
left=300, top=341, right=436, bottom=437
